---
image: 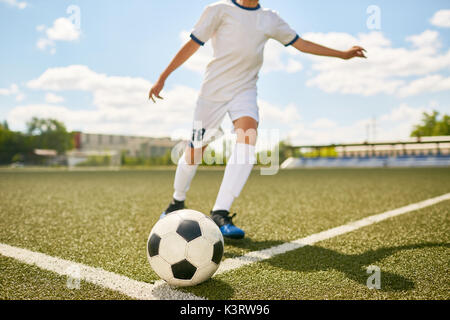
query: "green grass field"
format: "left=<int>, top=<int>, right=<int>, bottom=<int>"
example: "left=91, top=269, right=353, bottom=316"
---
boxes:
left=0, top=167, right=449, bottom=300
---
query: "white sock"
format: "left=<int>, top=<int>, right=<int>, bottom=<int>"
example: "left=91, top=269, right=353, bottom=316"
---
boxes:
left=173, top=154, right=198, bottom=201
left=213, top=143, right=256, bottom=212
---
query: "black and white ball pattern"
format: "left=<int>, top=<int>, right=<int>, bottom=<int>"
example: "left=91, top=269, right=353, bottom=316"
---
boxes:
left=147, top=209, right=224, bottom=287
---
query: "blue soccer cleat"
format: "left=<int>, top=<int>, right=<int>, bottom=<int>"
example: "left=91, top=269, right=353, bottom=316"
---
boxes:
left=210, top=210, right=245, bottom=239
left=160, top=199, right=185, bottom=220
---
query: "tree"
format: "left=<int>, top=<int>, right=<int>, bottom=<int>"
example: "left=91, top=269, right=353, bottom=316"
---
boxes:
left=411, top=111, right=450, bottom=138
left=26, top=117, right=74, bottom=154
left=277, top=140, right=302, bottom=164
left=0, top=122, right=33, bottom=164
left=1, top=120, right=9, bottom=130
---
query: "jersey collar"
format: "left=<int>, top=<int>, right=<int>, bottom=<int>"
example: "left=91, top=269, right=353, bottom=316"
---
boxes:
left=231, top=0, right=261, bottom=11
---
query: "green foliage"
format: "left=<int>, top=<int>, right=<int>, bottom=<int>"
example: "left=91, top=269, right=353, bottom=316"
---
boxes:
left=26, top=117, right=74, bottom=154
left=1, top=120, right=9, bottom=130
left=0, top=122, right=33, bottom=164
left=76, top=155, right=112, bottom=167
left=275, top=140, right=337, bottom=160
left=411, top=110, right=450, bottom=138
left=0, top=117, right=75, bottom=164
left=121, top=149, right=175, bottom=166
left=278, top=140, right=301, bottom=164
left=255, top=140, right=303, bottom=166
left=302, top=146, right=338, bottom=158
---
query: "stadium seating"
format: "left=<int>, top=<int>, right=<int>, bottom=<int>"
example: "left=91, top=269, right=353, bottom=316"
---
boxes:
left=281, top=155, right=450, bottom=169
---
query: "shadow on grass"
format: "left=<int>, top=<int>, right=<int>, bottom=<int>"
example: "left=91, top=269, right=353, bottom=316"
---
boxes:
left=264, top=242, right=450, bottom=292
left=182, top=278, right=235, bottom=300
left=167, top=242, right=448, bottom=299
left=223, top=237, right=285, bottom=259
left=182, top=238, right=285, bottom=300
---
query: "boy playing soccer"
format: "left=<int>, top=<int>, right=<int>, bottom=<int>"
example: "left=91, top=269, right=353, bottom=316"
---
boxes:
left=149, top=0, right=366, bottom=239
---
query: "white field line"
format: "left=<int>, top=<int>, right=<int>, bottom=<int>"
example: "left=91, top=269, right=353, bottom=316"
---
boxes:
left=0, top=243, right=204, bottom=300
left=215, top=193, right=450, bottom=275
left=1, top=193, right=449, bottom=299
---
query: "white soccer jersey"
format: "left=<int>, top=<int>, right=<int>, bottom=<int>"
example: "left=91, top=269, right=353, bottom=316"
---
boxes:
left=190, top=0, right=299, bottom=102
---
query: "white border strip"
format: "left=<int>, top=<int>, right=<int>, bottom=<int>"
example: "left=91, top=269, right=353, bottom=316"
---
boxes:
left=0, top=243, right=204, bottom=300
left=216, top=193, right=450, bottom=275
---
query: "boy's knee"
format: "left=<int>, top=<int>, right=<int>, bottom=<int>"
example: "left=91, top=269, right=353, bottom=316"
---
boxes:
left=235, top=128, right=258, bottom=146
left=184, top=146, right=206, bottom=165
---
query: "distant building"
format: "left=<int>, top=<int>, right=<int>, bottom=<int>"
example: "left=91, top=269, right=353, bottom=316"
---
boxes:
left=72, top=132, right=180, bottom=158
left=32, top=149, right=66, bottom=166
left=34, top=149, right=58, bottom=157
left=67, top=132, right=181, bottom=167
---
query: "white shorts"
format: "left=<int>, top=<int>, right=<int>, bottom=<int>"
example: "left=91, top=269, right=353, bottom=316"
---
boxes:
left=190, top=90, right=259, bottom=148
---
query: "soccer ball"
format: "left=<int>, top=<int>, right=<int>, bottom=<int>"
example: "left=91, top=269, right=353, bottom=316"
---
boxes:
left=147, top=209, right=224, bottom=287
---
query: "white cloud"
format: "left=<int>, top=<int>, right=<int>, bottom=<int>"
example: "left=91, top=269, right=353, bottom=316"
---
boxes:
left=261, top=40, right=303, bottom=74
left=36, top=37, right=54, bottom=51
left=0, top=0, right=27, bottom=9
left=302, top=30, right=450, bottom=97
left=0, top=83, right=25, bottom=102
left=0, top=84, right=19, bottom=96
left=27, top=65, right=155, bottom=110
left=284, top=59, right=303, bottom=73
left=15, top=93, right=25, bottom=102
left=397, top=74, right=450, bottom=97
left=287, top=104, right=430, bottom=146
left=15, top=64, right=304, bottom=140
left=36, top=17, right=81, bottom=53
left=430, top=9, right=450, bottom=28
left=258, top=100, right=301, bottom=125
left=379, top=103, right=426, bottom=124
left=16, top=65, right=198, bottom=137
left=310, top=118, right=337, bottom=129
left=46, top=17, right=80, bottom=41
left=406, top=30, right=441, bottom=50
left=45, top=93, right=65, bottom=104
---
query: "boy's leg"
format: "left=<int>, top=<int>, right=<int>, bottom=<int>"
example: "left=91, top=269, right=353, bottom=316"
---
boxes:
left=211, top=116, right=258, bottom=239
left=161, top=146, right=207, bottom=217
left=173, top=146, right=206, bottom=201
left=161, top=97, right=227, bottom=218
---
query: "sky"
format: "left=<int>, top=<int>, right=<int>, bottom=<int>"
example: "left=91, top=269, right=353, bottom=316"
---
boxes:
left=0, top=0, right=449, bottom=147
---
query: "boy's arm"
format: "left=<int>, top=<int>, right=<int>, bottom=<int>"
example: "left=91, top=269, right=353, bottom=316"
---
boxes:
left=292, top=37, right=366, bottom=60
left=149, top=39, right=201, bottom=103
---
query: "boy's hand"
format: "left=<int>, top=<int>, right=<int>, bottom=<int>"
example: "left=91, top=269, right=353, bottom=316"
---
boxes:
left=148, top=39, right=201, bottom=103
left=149, top=79, right=165, bottom=103
left=342, top=46, right=367, bottom=60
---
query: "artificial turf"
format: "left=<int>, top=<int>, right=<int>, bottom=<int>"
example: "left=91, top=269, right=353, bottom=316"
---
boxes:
left=0, top=255, right=132, bottom=300
left=187, top=201, right=449, bottom=299
left=0, top=167, right=449, bottom=299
